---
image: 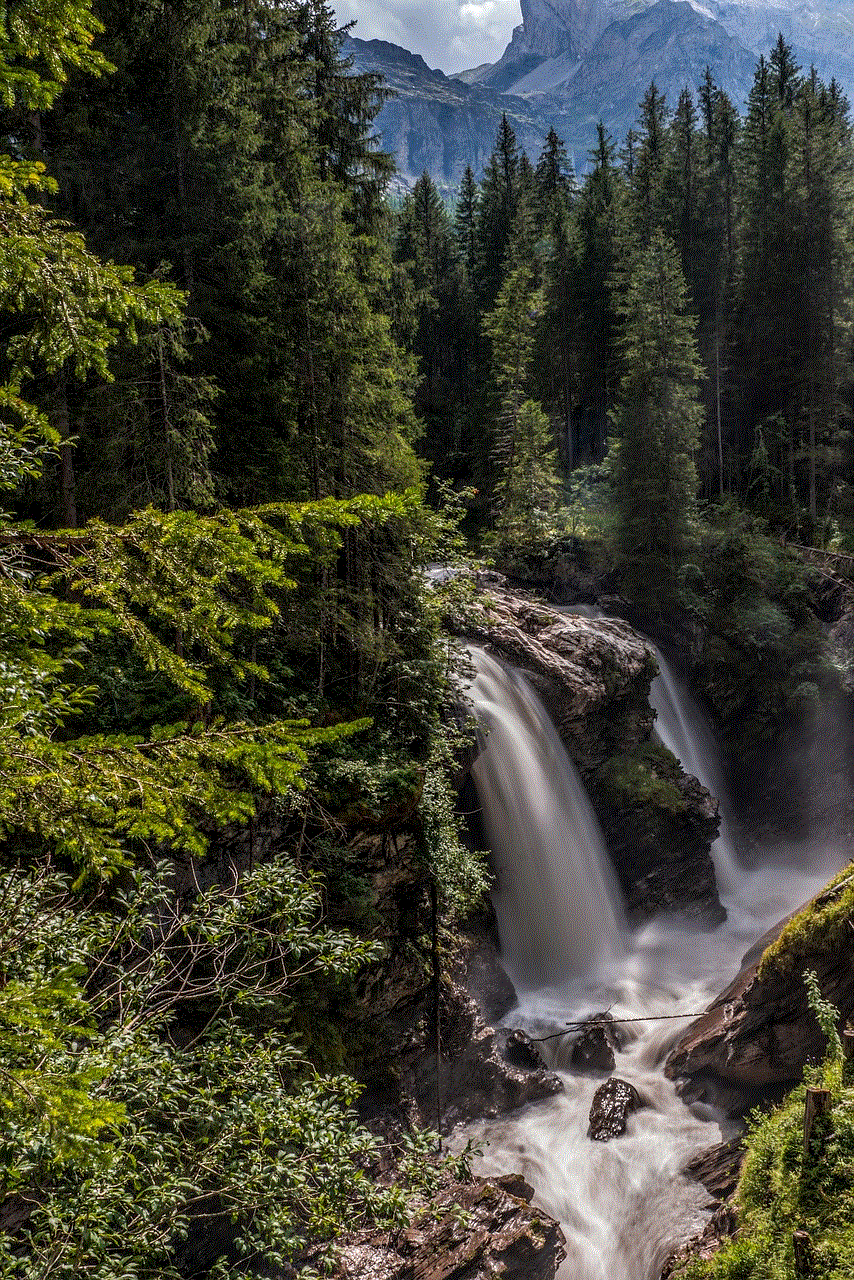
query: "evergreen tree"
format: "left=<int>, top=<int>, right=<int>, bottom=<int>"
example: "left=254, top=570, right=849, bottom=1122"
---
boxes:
left=535, top=126, right=575, bottom=232
left=474, top=113, right=521, bottom=307
left=611, top=231, right=703, bottom=611
left=628, top=82, right=670, bottom=246
left=483, top=260, right=560, bottom=547
left=575, top=123, right=621, bottom=459
left=453, top=164, right=479, bottom=279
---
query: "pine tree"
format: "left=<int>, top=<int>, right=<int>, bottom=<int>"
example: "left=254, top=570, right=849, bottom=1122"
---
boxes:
left=575, top=123, right=621, bottom=460
left=475, top=113, right=521, bottom=307
left=628, top=82, right=670, bottom=246
left=611, top=231, right=703, bottom=611
left=483, top=261, right=560, bottom=548
left=454, top=164, right=479, bottom=279
left=535, top=125, right=576, bottom=245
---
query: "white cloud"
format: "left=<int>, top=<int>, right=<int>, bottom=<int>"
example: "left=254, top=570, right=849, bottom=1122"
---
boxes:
left=332, top=0, right=520, bottom=72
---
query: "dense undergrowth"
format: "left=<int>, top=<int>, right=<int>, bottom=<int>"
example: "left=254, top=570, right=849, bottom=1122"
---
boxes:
left=676, top=979, right=854, bottom=1280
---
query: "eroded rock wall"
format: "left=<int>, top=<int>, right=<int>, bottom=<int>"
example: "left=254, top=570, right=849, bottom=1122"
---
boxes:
left=460, top=584, right=722, bottom=922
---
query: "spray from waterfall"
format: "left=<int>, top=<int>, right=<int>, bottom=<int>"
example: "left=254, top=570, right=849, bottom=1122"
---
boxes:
left=467, top=646, right=625, bottom=990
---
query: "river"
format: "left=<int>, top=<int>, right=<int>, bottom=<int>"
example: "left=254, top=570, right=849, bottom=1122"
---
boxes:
left=460, top=644, right=845, bottom=1279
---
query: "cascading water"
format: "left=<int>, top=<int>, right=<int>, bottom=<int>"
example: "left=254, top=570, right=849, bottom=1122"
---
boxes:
left=461, top=637, right=847, bottom=1280
left=649, top=650, right=740, bottom=903
left=468, top=647, right=625, bottom=989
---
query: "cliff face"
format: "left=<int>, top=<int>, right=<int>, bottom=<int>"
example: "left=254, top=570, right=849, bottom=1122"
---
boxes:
left=460, top=584, right=723, bottom=922
left=665, top=870, right=854, bottom=1099
left=349, top=0, right=854, bottom=190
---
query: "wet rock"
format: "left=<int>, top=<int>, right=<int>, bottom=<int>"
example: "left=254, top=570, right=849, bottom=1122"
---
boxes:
left=587, top=1077, right=641, bottom=1141
left=501, top=1027, right=547, bottom=1071
left=659, top=1201, right=739, bottom=1279
left=403, top=976, right=562, bottom=1130
left=666, top=874, right=854, bottom=1096
left=460, top=586, right=658, bottom=775
left=683, top=1136, right=744, bottom=1203
left=336, top=1175, right=566, bottom=1280
left=458, top=583, right=723, bottom=923
left=570, top=1012, right=621, bottom=1074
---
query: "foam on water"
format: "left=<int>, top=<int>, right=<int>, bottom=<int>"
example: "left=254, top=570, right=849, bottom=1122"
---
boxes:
left=461, top=638, right=848, bottom=1278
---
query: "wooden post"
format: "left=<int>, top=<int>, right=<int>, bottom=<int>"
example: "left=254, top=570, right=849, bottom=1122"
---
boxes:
left=803, top=1086, right=831, bottom=1157
left=842, top=1024, right=854, bottom=1064
left=793, top=1229, right=813, bottom=1276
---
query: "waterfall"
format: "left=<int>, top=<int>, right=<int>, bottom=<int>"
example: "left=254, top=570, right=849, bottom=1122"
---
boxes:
left=467, top=646, right=625, bottom=990
left=454, top=627, right=848, bottom=1280
left=648, top=649, right=740, bottom=902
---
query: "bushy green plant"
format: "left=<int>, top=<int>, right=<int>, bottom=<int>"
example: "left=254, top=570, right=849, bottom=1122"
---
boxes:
left=0, top=855, right=465, bottom=1277
left=675, top=975, right=854, bottom=1279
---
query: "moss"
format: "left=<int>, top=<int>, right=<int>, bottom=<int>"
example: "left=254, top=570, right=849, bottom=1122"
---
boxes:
left=598, top=740, right=687, bottom=815
left=673, top=1068, right=854, bottom=1279
left=758, top=867, right=854, bottom=980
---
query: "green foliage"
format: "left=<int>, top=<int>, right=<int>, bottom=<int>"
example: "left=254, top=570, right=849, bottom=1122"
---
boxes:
left=0, top=858, right=436, bottom=1278
left=0, top=491, right=435, bottom=880
left=597, top=740, right=687, bottom=815
left=0, top=0, right=110, bottom=113
left=759, top=868, right=854, bottom=981
left=610, top=229, right=703, bottom=613
left=804, top=968, right=844, bottom=1069
left=682, top=502, right=828, bottom=750
left=419, top=714, right=490, bottom=923
left=675, top=980, right=854, bottom=1280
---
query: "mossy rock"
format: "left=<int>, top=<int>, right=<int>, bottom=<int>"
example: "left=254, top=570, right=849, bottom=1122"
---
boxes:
left=597, top=740, right=687, bottom=816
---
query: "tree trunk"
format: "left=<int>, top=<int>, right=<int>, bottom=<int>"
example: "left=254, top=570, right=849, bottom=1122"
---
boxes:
left=54, top=371, right=77, bottom=528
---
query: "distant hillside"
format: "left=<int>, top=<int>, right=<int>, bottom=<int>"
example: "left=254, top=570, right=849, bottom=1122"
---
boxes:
left=345, top=0, right=854, bottom=189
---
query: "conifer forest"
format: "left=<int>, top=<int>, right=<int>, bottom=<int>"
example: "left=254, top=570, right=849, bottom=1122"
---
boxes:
left=4, top=3, right=854, bottom=1279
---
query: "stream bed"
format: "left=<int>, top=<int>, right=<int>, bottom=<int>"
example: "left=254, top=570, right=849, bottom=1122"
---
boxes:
left=460, top=645, right=845, bottom=1280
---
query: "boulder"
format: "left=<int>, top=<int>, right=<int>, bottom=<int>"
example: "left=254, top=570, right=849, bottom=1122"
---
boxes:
left=666, top=873, right=854, bottom=1095
left=337, top=1175, right=566, bottom=1280
left=460, top=584, right=723, bottom=922
left=501, top=1027, right=548, bottom=1071
left=570, top=1012, right=621, bottom=1074
left=587, top=1077, right=642, bottom=1141
left=682, top=1136, right=744, bottom=1203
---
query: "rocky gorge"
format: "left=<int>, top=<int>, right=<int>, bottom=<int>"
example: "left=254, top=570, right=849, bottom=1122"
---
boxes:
left=309, top=571, right=854, bottom=1280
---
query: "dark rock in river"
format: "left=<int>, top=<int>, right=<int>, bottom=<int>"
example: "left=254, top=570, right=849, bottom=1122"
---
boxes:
left=570, top=1012, right=621, bottom=1074
left=587, top=1077, right=641, bottom=1140
left=337, top=1175, right=566, bottom=1280
left=501, top=1027, right=548, bottom=1071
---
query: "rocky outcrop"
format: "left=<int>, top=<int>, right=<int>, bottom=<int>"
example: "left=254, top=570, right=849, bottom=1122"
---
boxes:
left=682, top=1137, right=744, bottom=1203
left=463, top=586, right=657, bottom=769
left=392, top=968, right=564, bottom=1133
left=658, top=1138, right=744, bottom=1276
left=343, top=37, right=557, bottom=188
left=570, top=1012, right=621, bottom=1073
left=665, top=873, right=854, bottom=1097
left=337, top=1175, right=566, bottom=1280
left=587, top=1077, right=642, bottom=1140
left=461, top=585, right=723, bottom=922
left=332, top=851, right=561, bottom=1134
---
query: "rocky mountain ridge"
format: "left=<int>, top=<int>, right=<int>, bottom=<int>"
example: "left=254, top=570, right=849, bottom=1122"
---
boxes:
left=345, top=0, right=854, bottom=188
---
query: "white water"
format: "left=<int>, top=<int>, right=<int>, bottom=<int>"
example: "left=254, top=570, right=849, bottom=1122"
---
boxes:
left=460, top=642, right=847, bottom=1280
left=468, top=648, right=626, bottom=988
left=649, top=650, right=741, bottom=905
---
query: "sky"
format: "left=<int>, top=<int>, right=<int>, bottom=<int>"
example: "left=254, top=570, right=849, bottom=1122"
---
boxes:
left=331, top=0, right=520, bottom=73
